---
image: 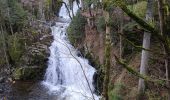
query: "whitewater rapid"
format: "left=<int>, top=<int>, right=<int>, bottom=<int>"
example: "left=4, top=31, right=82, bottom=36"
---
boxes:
left=42, top=0, right=99, bottom=100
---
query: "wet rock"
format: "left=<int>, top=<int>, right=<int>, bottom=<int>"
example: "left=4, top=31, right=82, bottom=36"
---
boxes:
left=0, top=88, right=3, bottom=94
left=20, top=40, right=51, bottom=67
left=51, top=22, right=56, bottom=27
left=0, top=77, right=5, bottom=83
left=7, top=78, right=13, bottom=83
left=14, top=28, right=52, bottom=81
left=0, top=89, right=3, bottom=94
left=0, top=85, right=4, bottom=94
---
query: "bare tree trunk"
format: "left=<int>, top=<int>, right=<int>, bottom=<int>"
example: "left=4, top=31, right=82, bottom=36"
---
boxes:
left=51, top=0, right=57, bottom=14
left=138, top=0, right=153, bottom=99
left=102, top=11, right=111, bottom=100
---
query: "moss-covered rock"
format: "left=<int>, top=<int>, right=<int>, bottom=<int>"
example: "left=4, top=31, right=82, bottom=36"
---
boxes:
left=10, top=20, right=52, bottom=80
left=13, top=66, right=44, bottom=80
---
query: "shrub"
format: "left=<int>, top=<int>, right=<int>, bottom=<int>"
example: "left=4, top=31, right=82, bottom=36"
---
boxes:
left=8, top=33, right=24, bottom=63
left=96, top=16, right=106, bottom=32
left=8, top=0, right=28, bottom=32
left=109, top=82, right=125, bottom=100
left=67, top=10, right=87, bottom=45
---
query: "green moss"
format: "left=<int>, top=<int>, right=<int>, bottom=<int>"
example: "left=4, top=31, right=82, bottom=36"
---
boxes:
left=8, top=33, right=24, bottom=63
left=128, top=1, right=147, bottom=18
left=13, top=67, right=43, bottom=80
left=13, top=67, right=22, bottom=80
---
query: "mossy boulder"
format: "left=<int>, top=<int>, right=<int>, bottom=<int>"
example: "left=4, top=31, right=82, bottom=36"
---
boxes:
left=13, top=66, right=44, bottom=80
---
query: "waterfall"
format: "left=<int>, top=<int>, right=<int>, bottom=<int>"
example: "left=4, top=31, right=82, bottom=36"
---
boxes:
left=42, top=0, right=99, bottom=100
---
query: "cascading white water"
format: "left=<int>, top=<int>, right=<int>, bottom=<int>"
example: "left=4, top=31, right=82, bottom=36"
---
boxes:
left=42, top=0, right=99, bottom=100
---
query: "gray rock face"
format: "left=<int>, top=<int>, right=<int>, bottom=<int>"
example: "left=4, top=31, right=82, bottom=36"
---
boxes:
left=0, top=77, right=5, bottom=83
left=0, top=88, right=4, bottom=94
left=0, top=85, right=4, bottom=94
left=51, top=22, right=56, bottom=27
left=14, top=30, right=53, bottom=81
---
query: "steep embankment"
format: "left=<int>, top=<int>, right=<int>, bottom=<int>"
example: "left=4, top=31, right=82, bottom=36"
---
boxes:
left=68, top=9, right=167, bottom=99
left=0, top=0, right=62, bottom=98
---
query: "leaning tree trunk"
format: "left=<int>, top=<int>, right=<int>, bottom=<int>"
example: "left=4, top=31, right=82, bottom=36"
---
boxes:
left=102, top=11, right=111, bottom=100
left=138, top=0, right=154, bottom=99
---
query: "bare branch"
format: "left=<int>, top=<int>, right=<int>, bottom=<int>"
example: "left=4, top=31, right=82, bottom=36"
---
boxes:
left=114, top=54, right=170, bottom=87
left=54, top=38, right=96, bottom=100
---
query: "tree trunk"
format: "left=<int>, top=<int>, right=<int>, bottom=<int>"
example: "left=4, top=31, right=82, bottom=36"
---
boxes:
left=119, top=10, right=124, bottom=59
left=138, top=0, right=153, bottom=99
left=102, top=11, right=111, bottom=100
left=158, top=0, right=165, bottom=35
left=52, top=0, right=57, bottom=14
left=158, top=0, right=170, bottom=99
left=88, top=4, right=93, bottom=17
left=39, top=0, right=45, bottom=20
left=167, top=53, right=170, bottom=100
left=69, top=1, right=74, bottom=17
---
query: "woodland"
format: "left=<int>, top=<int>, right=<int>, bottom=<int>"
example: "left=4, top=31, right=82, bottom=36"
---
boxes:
left=0, top=0, right=170, bottom=100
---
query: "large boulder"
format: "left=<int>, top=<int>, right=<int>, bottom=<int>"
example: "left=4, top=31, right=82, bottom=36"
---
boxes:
left=12, top=25, right=52, bottom=81
left=13, top=66, right=44, bottom=80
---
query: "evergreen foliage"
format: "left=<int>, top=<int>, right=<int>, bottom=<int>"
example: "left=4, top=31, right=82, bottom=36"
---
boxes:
left=67, top=10, right=87, bottom=45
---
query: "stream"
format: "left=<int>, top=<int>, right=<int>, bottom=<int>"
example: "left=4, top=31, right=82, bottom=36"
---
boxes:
left=4, top=81, right=60, bottom=100
left=3, top=0, right=99, bottom=100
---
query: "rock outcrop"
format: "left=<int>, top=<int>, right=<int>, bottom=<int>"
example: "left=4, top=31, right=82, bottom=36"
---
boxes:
left=13, top=66, right=44, bottom=80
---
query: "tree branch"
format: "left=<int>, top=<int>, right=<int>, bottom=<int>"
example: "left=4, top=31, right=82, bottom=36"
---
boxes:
left=116, top=2, right=167, bottom=46
left=114, top=54, right=169, bottom=87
